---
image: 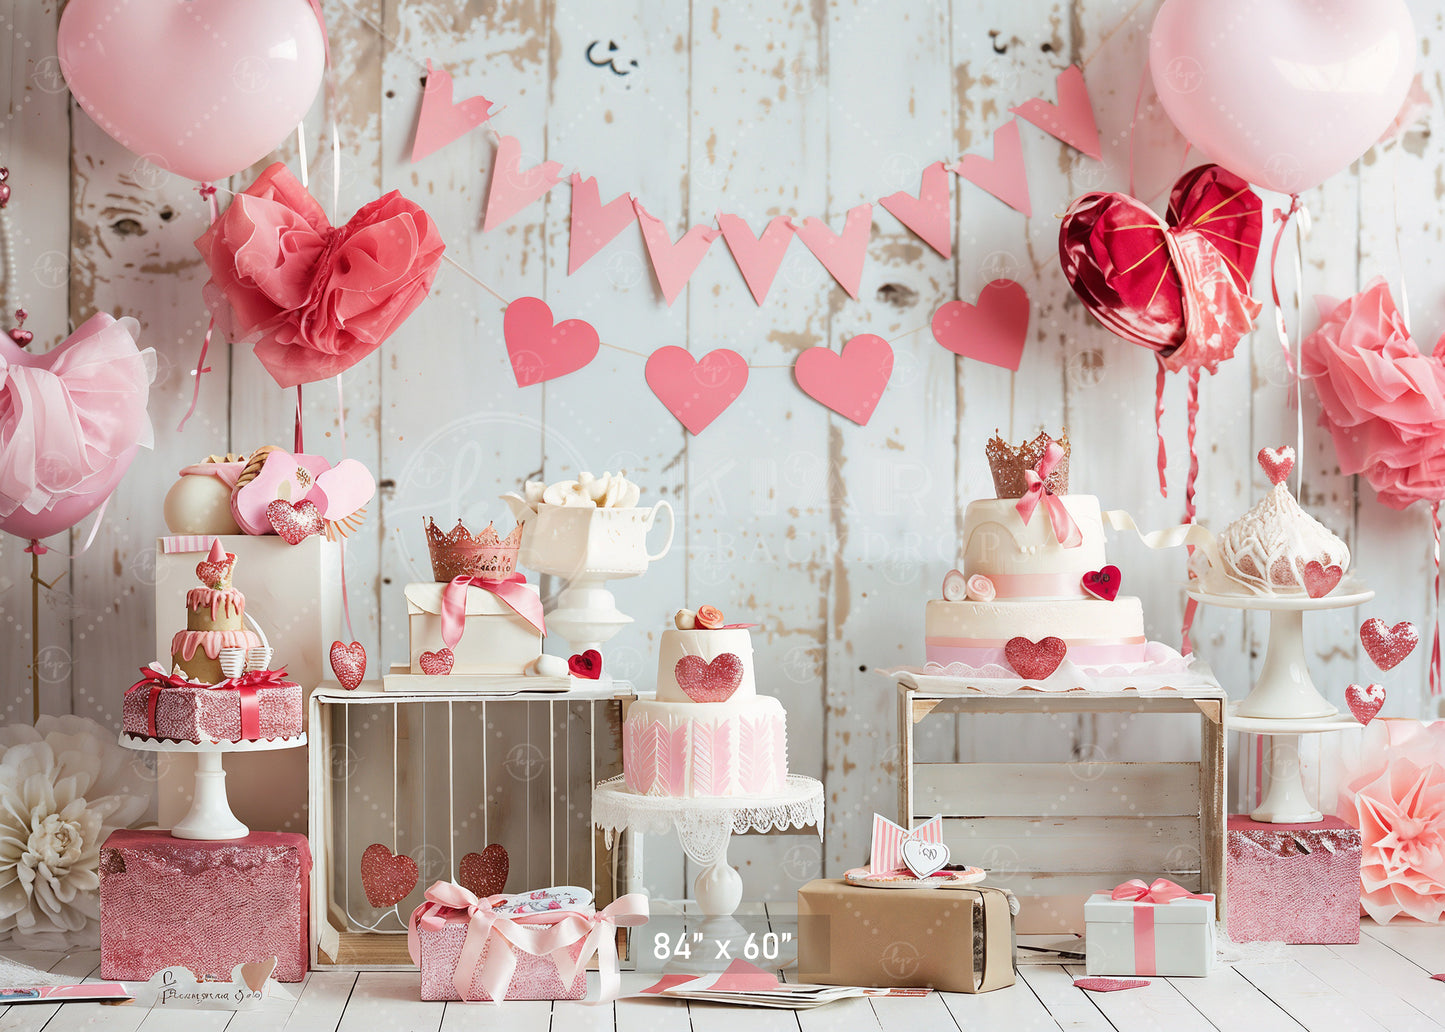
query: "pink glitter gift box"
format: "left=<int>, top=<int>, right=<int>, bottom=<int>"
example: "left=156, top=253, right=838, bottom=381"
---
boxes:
left=1226, top=815, right=1361, bottom=944
left=123, top=668, right=302, bottom=743
left=99, top=830, right=310, bottom=982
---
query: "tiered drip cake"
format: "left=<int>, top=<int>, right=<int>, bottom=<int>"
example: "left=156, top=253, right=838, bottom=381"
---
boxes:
left=172, top=540, right=263, bottom=684
left=623, top=607, right=788, bottom=797
left=925, top=431, right=1148, bottom=673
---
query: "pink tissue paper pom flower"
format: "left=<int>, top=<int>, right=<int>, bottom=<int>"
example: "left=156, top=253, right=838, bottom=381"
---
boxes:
left=195, top=163, right=445, bottom=389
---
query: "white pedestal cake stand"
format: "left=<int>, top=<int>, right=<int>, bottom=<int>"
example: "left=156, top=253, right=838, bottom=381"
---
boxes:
left=1227, top=709, right=1359, bottom=823
left=593, top=774, right=823, bottom=971
left=120, top=733, right=306, bottom=840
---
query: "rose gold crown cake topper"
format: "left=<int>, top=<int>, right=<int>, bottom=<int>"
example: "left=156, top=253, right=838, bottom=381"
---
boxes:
left=985, top=428, right=1070, bottom=499
left=424, top=517, right=523, bottom=582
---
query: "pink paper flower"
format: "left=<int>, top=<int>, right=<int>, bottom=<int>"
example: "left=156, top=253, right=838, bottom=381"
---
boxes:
left=1301, top=278, right=1445, bottom=510
left=196, top=163, right=445, bottom=389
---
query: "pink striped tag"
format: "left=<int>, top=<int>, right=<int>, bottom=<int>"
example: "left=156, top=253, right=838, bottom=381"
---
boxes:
left=159, top=535, right=219, bottom=554
left=869, top=814, right=944, bottom=875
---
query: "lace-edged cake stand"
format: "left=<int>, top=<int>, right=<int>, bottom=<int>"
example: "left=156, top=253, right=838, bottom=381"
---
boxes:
left=593, top=774, right=823, bottom=971
left=120, top=733, right=306, bottom=840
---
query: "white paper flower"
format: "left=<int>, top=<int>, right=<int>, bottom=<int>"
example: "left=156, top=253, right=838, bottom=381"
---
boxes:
left=0, top=716, right=150, bottom=949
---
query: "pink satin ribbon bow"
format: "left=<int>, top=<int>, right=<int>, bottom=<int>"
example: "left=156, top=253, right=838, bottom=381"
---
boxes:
left=1109, top=878, right=1213, bottom=976
left=1014, top=441, right=1083, bottom=548
left=440, top=573, right=546, bottom=650
left=407, top=881, right=648, bottom=1004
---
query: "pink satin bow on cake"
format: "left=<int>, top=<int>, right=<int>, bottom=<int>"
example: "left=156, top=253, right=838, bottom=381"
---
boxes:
left=440, top=573, right=546, bottom=649
left=1014, top=441, right=1082, bottom=548
left=407, top=881, right=648, bottom=1004
left=1110, top=878, right=1212, bottom=905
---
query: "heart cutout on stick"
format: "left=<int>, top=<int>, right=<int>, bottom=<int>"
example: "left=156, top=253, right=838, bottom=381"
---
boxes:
left=1345, top=683, right=1386, bottom=725
left=1360, top=619, right=1418, bottom=672
left=674, top=654, right=744, bottom=702
left=360, top=844, right=418, bottom=909
left=459, top=843, right=509, bottom=898
left=931, top=280, right=1030, bottom=371
left=1005, top=636, right=1068, bottom=680
left=1258, top=446, right=1295, bottom=486
left=900, top=838, right=950, bottom=879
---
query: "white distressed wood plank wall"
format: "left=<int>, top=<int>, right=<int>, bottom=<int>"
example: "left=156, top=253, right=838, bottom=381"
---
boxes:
left=1, top=0, right=1441, bottom=902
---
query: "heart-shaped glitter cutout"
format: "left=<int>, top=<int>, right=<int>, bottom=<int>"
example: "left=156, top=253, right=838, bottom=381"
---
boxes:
left=266, top=498, right=323, bottom=544
left=329, top=640, right=366, bottom=690
left=419, top=648, right=454, bottom=676
left=195, top=553, right=235, bottom=588
left=1257, top=445, right=1295, bottom=486
left=459, top=843, right=509, bottom=898
left=1301, top=560, right=1343, bottom=599
left=1004, top=636, right=1068, bottom=680
left=360, top=843, right=418, bottom=908
left=1345, top=683, right=1386, bottom=725
left=1359, top=618, right=1418, bottom=672
left=674, top=653, right=744, bottom=702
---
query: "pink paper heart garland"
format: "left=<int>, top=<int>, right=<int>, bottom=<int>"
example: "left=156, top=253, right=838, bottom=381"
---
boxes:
left=1010, top=65, right=1101, bottom=160
left=411, top=61, right=494, bottom=163
left=634, top=200, right=720, bottom=306
left=568, top=174, right=635, bottom=275
left=483, top=135, right=564, bottom=231
left=951, top=119, right=1032, bottom=216
left=717, top=214, right=795, bottom=305
left=878, top=161, right=952, bottom=258
left=645, top=346, right=748, bottom=434
left=793, top=334, right=894, bottom=426
left=794, top=203, right=872, bottom=300
left=503, top=297, right=600, bottom=387
left=931, top=280, right=1030, bottom=371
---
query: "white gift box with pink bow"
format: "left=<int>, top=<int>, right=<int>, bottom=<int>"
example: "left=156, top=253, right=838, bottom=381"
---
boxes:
left=1084, top=879, right=1215, bottom=977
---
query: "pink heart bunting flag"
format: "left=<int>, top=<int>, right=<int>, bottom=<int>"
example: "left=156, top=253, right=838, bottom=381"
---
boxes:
left=483, top=135, right=564, bottom=231
left=568, top=174, right=635, bottom=275
left=716, top=213, right=795, bottom=305
left=878, top=161, right=952, bottom=258
left=794, top=334, right=894, bottom=425
left=1010, top=65, right=1102, bottom=160
left=645, top=345, right=748, bottom=434
left=952, top=119, right=1032, bottom=216
left=794, top=202, right=873, bottom=300
left=633, top=200, right=721, bottom=306
left=931, top=280, right=1030, bottom=370
left=411, top=60, right=494, bottom=163
left=503, top=297, right=600, bottom=387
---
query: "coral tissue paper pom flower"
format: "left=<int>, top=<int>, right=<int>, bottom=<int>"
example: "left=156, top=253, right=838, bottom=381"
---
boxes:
left=195, top=163, right=446, bottom=389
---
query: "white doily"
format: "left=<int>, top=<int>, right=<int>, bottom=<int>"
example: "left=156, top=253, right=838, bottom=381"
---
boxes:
left=592, top=775, right=824, bottom=866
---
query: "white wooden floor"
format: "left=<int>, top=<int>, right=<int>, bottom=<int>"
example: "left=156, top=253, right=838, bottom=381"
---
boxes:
left=5, top=908, right=1443, bottom=1032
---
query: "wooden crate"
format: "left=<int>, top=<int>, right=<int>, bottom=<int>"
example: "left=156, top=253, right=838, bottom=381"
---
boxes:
left=897, top=685, right=1226, bottom=935
left=308, top=682, right=637, bottom=969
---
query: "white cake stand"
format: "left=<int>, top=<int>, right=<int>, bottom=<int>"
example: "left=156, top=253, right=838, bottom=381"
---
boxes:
left=1189, top=583, right=1373, bottom=719
left=593, top=775, right=823, bottom=970
left=1228, top=708, right=1359, bottom=823
left=120, top=733, right=306, bottom=840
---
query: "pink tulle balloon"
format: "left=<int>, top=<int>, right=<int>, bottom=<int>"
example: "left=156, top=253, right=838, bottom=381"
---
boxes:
left=1149, top=0, right=1415, bottom=195
left=58, top=0, right=325, bottom=184
left=0, top=446, right=140, bottom=543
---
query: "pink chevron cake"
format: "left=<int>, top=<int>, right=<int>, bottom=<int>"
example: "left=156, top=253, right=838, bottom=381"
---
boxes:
left=622, top=607, right=789, bottom=797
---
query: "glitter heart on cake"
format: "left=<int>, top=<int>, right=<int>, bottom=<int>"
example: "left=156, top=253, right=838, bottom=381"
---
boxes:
left=1359, top=618, right=1419, bottom=672
left=329, top=640, right=367, bottom=690
left=1074, top=977, right=1149, bottom=992
left=459, top=843, right=509, bottom=898
left=1004, top=636, right=1067, bottom=680
left=194, top=553, right=235, bottom=588
left=1301, top=560, right=1344, bottom=598
left=360, top=843, right=418, bottom=908
left=419, top=648, right=454, bottom=676
left=1257, top=445, right=1295, bottom=486
left=239, top=957, right=277, bottom=992
left=1345, top=683, right=1386, bottom=725
left=1081, top=565, right=1121, bottom=602
left=568, top=649, right=602, bottom=680
left=266, top=498, right=324, bottom=544
left=674, top=653, right=744, bottom=702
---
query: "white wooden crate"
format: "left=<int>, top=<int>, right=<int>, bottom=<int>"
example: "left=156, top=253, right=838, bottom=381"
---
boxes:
left=307, top=682, right=636, bottom=969
left=897, top=685, right=1227, bottom=935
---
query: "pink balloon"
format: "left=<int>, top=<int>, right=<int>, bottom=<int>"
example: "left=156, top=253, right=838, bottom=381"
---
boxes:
left=0, top=446, right=139, bottom=543
left=1149, top=0, right=1415, bottom=195
left=58, top=0, right=325, bottom=184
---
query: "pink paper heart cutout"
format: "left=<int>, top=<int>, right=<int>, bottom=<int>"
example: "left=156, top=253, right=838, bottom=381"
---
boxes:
left=717, top=213, right=796, bottom=305
left=1005, top=636, right=1068, bottom=680
left=794, top=334, right=894, bottom=425
left=483, top=135, right=563, bottom=231
left=878, top=162, right=952, bottom=258
left=459, top=843, right=509, bottom=898
left=793, top=203, right=873, bottom=300
left=503, top=296, right=600, bottom=387
left=1302, top=560, right=1344, bottom=599
left=1345, top=683, right=1386, bottom=725
left=1360, top=618, right=1419, bottom=672
left=674, top=653, right=744, bottom=702
left=419, top=648, right=454, bottom=676
left=231, top=450, right=331, bottom=535
left=311, top=458, right=377, bottom=522
left=645, top=345, right=749, bottom=434
left=360, top=843, right=418, bottom=908
left=329, top=640, right=367, bottom=690
left=931, top=280, right=1030, bottom=371
left=1082, top=565, right=1121, bottom=602
left=568, top=174, right=635, bottom=275
left=633, top=199, right=721, bottom=306
left=951, top=119, right=1032, bottom=215
left=568, top=649, right=603, bottom=680
left=1010, top=65, right=1102, bottom=159
left=411, top=60, right=493, bottom=163
left=1074, top=977, right=1149, bottom=992
left=239, top=957, right=277, bottom=992
left=1258, top=445, right=1295, bottom=486
left=266, top=498, right=323, bottom=545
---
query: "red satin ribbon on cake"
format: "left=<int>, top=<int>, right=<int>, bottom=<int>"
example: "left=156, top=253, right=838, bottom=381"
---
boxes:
left=127, top=666, right=288, bottom=740
left=1015, top=442, right=1083, bottom=548
left=1110, top=878, right=1213, bottom=976
left=441, top=573, right=546, bottom=648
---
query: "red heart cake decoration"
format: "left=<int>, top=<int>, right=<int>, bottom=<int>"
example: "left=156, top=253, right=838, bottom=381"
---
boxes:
left=360, top=843, right=418, bottom=908
left=459, top=843, right=509, bottom=898
left=568, top=650, right=602, bottom=680
left=1345, top=683, right=1386, bottom=725
left=419, top=648, right=454, bottom=676
left=674, top=653, right=744, bottom=702
left=1257, top=445, right=1295, bottom=486
left=1004, top=636, right=1067, bottom=680
left=1301, top=561, right=1343, bottom=599
left=1360, top=618, right=1419, bottom=672
left=329, top=640, right=367, bottom=690
left=503, top=296, right=600, bottom=387
left=266, top=498, right=323, bottom=544
left=1081, top=565, right=1121, bottom=602
left=195, top=553, right=235, bottom=588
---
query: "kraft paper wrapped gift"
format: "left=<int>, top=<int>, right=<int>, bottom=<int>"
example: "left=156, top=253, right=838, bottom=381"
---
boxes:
left=1084, top=879, right=1215, bottom=977
left=99, top=829, right=310, bottom=982
left=1226, top=814, right=1361, bottom=944
left=797, top=880, right=1015, bottom=993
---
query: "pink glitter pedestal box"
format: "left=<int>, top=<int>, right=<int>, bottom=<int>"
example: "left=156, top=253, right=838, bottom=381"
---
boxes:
left=99, top=830, right=310, bottom=982
left=1226, top=815, right=1361, bottom=944
left=414, top=911, right=586, bottom=1002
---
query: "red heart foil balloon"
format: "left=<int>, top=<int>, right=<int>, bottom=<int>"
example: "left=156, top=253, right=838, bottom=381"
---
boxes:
left=1059, top=164, right=1262, bottom=369
left=1345, top=683, right=1386, bottom=725
left=266, top=498, right=323, bottom=545
left=674, top=653, right=744, bottom=702
left=1258, top=445, right=1295, bottom=486
left=459, top=843, right=509, bottom=898
left=360, top=843, right=418, bottom=908
left=1359, top=618, right=1419, bottom=672
left=1081, top=565, right=1121, bottom=602
left=1005, top=636, right=1068, bottom=680
left=568, top=650, right=602, bottom=680
left=1301, top=561, right=1344, bottom=599
left=419, top=648, right=454, bottom=676
left=329, top=640, right=366, bottom=690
